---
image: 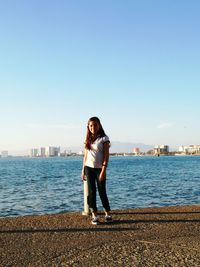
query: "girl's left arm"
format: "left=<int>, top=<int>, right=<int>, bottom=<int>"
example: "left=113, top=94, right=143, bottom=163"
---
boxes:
left=99, top=142, right=110, bottom=181
left=102, top=142, right=109, bottom=167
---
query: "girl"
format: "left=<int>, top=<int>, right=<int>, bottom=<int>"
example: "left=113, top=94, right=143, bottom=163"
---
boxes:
left=82, top=117, right=112, bottom=225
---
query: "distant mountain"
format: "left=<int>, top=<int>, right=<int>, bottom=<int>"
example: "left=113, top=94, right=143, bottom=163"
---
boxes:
left=110, top=141, right=153, bottom=153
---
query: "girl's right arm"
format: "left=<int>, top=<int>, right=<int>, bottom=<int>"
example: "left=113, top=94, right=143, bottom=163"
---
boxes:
left=81, top=149, right=88, bottom=181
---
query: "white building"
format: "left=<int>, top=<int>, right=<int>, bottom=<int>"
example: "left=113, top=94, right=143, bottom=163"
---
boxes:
left=45, top=146, right=60, bottom=157
left=78, top=150, right=84, bottom=155
left=30, top=148, right=39, bottom=157
left=179, top=145, right=200, bottom=154
left=178, top=146, right=186, bottom=153
left=30, top=146, right=61, bottom=157
left=40, top=147, right=46, bottom=157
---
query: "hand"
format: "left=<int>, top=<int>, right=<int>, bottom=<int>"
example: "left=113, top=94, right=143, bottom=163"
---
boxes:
left=81, top=169, right=86, bottom=181
left=99, top=169, right=106, bottom=182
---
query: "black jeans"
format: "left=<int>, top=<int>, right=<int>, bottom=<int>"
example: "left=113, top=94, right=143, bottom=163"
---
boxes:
left=84, top=166, right=111, bottom=213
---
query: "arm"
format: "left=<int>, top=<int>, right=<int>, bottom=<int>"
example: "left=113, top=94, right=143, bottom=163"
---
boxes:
left=81, top=149, right=88, bottom=181
left=99, top=142, right=110, bottom=182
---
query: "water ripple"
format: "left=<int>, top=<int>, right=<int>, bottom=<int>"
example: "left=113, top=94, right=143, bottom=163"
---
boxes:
left=0, top=156, right=200, bottom=217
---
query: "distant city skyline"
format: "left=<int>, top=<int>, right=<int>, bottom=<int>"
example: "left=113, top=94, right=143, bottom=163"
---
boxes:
left=1, top=1, right=200, bottom=154
left=2, top=141, right=200, bottom=156
left=2, top=142, right=200, bottom=157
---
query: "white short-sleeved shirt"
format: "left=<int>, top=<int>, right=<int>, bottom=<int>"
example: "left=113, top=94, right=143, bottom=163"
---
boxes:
left=85, top=135, right=110, bottom=168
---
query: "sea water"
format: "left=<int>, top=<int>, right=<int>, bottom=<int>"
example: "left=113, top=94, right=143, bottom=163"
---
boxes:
left=0, top=156, right=200, bottom=217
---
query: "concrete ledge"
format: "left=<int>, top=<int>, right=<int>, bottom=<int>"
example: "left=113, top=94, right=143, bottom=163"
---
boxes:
left=0, top=205, right=200, bottom=266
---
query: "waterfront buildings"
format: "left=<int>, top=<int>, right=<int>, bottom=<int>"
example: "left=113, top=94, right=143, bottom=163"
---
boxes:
left=154, top=145, right=169, bottom=155
left=178, top=145, right=200, bottom=155
left=30, top=146, right=60, bottom=157
left=26, top=144, right=200, bottom=158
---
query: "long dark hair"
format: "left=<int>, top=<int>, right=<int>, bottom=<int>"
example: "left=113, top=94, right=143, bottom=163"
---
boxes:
left=84, top=117, right=106, bottom=149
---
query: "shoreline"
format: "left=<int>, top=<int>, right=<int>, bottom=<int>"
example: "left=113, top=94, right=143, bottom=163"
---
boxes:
left=1, top=205, right=200, bottom=266
left=1, top=202, right=200, bottom=220
left=1, top=203, right=200, bottom=219
left=1, top=153, right=200, bottom=159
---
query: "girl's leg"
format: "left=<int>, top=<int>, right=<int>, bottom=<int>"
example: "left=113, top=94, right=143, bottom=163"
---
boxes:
left=84, top=166, right=97, bottom=214
left=96, top=170, right=111, bottom=213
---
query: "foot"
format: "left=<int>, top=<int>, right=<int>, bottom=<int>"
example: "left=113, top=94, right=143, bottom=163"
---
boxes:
left=105, top=215, right=112, bottom=222
left=91, top=216, right=99, bottom=225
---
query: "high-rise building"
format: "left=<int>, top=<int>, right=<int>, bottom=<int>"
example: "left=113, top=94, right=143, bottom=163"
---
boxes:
left=40, top=147, right=46, bottom=157
left=45, top=146, right=60, bottom=157
left=30, top=146, right=62, bottom=157
left=30, top=149, right=39, bottom=157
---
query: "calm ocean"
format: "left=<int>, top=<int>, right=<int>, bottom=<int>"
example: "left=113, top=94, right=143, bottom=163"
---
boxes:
left=0, top=156, right=200, bottom=217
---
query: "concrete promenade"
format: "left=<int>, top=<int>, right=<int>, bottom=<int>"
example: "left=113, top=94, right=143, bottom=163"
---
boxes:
left=0, top=205, right=200, bottom=266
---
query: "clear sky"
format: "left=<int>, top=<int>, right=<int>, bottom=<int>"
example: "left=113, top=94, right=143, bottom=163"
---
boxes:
left=0, top=0, right=200, bottom=154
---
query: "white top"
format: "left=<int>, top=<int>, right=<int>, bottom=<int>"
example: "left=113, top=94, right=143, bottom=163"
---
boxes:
left=85, top=135, right=110, bottom=168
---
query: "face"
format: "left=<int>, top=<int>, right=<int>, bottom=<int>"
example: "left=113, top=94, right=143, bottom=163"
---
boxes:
left=88, top=121, right=100, bottom=135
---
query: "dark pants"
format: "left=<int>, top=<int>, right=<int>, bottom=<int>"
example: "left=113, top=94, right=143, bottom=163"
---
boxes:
left=84, top=166, right=111, bottom=213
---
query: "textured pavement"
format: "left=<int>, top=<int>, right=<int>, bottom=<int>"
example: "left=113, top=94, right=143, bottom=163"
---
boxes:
left=0, top=205, right=200, bottom=266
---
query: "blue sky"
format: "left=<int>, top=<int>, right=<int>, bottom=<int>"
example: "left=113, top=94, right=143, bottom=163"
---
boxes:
left=0, top=0, right=200, bottom=154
